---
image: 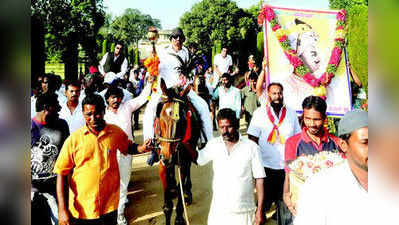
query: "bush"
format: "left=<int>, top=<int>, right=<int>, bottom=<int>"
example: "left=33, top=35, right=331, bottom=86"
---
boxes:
left=347, top=5, right=368, bottom=94
left=329, top=0, right=368, bottom=95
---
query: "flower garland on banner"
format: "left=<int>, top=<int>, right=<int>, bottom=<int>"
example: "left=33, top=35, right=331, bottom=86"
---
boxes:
left=258, top=6, right=347, bottom=99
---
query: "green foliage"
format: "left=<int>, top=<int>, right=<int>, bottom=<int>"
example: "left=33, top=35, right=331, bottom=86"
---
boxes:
left=110, top=8, right=161, bottom=48
left=32, top=0, right=106, bottom=79
left=327, top=64, right=338, bottom=74
left=134, top=48, right=140, bottom=66
left=327, top=117, right=338, bottom=135
left=329, top=0, right=367, bottom=9
left=329, top=0, right=368, bottom=95
left=295, top=66, right=310, bottom=76
left=32, top=0, right=105, bottom=52
left=102, top=39, right=108, bottom=56
left=44, top=33, right=62, bottom=63
left=98, top=14, right=114, bottom=42
left=347, top=5, right=368, bottom=94
left=45, top=63, right=85, bottom=80
left=211, top=45, right=216, bottom=66
left=215, top=40, right=222, bottom=54
left=128, top=47, right=134, bottom=65
left=179, top=0, right=258, bottom=56
left=110, top=43, right=115, bottom=53
left=256, top=31, right=264, bottom=62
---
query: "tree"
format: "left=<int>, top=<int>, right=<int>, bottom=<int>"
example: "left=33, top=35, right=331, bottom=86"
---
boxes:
left=31, top=0, right=105, bottom=80
left=111, top=8, right=161, bottom=49
left=179, top=0, right=259, bottom=69
left=134, top=48, right=140, bottom=66
left=31, top=14, right=46, bottom=81
left=329, top=0, right=368, bottom=9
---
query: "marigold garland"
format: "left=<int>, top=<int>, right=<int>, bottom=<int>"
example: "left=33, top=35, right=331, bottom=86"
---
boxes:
left=143, top=54, right=160, bottom=76
left=144, top=54, right=160, bottom=93
left=258, top=6, right=347, bottom=99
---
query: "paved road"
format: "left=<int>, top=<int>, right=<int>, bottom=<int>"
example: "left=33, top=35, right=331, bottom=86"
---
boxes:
left=124, top=110, right=277, bottom=225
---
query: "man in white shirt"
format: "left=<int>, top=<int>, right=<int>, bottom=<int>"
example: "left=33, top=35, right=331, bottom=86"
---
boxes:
left=211, top=73, right=241, bottom=119
left=204, top=67, right=217, bottom=94
left=194, top=108, right=265, bottom=225
left=213, top=47, right=233, bottom=77
left=58, top=80, right=85, bottom=133
left=247, top=82, right=301, bottom=222
left=98, top=75, right=134, bottom=104
left=294, top=110, right=368, bottom=225
left=142, top=28, right=213, bottom=143
left=99, top=41, right=128, bottom=84
left=103, top=84, right=152, bottom=225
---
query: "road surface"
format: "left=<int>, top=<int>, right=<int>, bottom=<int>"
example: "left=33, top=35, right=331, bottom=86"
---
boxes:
left=124, top=110, right=277, bottom=225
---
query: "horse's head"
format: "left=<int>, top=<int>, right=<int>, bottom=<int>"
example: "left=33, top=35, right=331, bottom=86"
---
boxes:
left=158, top=97, right=188, bottom=160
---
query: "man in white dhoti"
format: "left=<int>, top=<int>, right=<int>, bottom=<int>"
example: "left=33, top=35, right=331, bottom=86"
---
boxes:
left=142, top=28, right=213, bottom=144
left=195, top=108, right=266, bottom=225
left=103, top=84, right=152, bottom=225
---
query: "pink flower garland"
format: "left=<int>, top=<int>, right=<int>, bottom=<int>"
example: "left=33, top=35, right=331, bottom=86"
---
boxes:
left=258, top=6, right=347, bottom=99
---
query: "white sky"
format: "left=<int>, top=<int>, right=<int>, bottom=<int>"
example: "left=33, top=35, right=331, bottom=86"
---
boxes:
left=103, top=0, right=330, bottom=30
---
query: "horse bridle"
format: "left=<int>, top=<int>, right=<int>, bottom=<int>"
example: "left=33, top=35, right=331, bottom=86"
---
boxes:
left=157, top=95, right=186, bottom=144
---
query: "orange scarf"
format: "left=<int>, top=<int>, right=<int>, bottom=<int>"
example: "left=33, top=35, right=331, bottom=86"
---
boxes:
left=266, top=105, right=287, bottom=144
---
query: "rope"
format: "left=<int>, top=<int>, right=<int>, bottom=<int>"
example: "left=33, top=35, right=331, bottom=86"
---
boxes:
left=177, top=144, right=190, bottom=225
left=177, top=166, right=190, bottom=225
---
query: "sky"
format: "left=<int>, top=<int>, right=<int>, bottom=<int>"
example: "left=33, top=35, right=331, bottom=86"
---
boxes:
left=103, top=0, right=330, bottom=30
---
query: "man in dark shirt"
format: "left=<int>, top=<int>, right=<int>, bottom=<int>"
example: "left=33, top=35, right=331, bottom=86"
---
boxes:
left=241, top=72, right=260, bottom=125
left=31, top=92, right=70, bottom=225
left=99, top=41, right=128, bottom=83
left=282, top=96, right=341, bottom=225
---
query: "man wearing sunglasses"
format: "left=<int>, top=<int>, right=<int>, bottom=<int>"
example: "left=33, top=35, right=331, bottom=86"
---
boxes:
left=143, top=27, right=214, bottom=153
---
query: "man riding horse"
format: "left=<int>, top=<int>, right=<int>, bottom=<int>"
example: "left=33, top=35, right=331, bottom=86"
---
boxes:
left=142, top=27, right=214, bottom=225
left=143, top=28, right=213, bottom=143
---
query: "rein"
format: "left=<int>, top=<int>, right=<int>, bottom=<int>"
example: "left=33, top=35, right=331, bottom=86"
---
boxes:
left=161, top=95, right=186, bottom=104
left=158, top=136, right=181, bottom=143
left=158, top=95, right=185, bottom=144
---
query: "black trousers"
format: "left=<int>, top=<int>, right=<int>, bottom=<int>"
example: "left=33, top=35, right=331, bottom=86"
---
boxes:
left=71, top=211, right=117, bottom=225
left=243, top=110, right=253, bottom=125
left=263, top=167, right=285, bottom=211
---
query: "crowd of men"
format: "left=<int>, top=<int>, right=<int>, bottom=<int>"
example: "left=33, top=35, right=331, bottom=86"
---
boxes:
left=31, top=27, right=368, bottom=225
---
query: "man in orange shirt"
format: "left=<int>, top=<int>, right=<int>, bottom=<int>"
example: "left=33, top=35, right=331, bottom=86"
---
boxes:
left=54, top=94, right=152, bottom=225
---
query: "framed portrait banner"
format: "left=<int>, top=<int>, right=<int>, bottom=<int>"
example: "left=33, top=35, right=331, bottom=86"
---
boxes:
left=259, top=5, right=352, bottom=116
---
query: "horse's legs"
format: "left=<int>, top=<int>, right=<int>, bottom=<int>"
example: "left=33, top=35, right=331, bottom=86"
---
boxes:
left=178, top=146, right=193, bottom=205
left=175, top=166, right=186, bottom=225
left=167, top=165, right=178, bottom=199
left=159, top=163, right=173, bottom=225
